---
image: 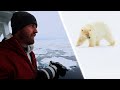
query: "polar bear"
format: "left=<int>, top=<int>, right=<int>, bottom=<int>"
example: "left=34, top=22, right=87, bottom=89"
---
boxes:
left=76, top=22, right=115, bottom=47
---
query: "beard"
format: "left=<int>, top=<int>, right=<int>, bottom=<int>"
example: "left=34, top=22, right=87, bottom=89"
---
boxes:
left=19, top=33, right=35, bottom=45
left=25, top=36, right=35, bottom=45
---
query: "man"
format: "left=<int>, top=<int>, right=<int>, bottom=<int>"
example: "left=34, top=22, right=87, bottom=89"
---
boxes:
left=0, top=11, right=67, bottom=79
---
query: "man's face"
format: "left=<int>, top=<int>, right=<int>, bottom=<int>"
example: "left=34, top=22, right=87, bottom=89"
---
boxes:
left=18, top=24, right=38, bottom=45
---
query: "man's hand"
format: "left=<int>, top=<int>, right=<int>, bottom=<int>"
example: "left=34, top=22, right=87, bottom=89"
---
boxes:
left=49, top=61, right=68, bottom=77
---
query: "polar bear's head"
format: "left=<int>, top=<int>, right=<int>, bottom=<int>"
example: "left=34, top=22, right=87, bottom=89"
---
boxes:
left=76, top=24, right=94, bottom=46
left=80, top=24, right=94, bottom=39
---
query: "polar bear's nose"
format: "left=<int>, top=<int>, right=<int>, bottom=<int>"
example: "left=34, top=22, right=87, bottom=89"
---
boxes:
left=87, top=36, right=90, bottom=39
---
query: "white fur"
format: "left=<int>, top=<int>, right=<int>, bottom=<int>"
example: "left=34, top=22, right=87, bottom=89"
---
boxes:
left=76, top=22, right=115, bottom=47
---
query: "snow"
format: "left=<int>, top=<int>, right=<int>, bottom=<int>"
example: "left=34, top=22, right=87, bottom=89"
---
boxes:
left=59, top=11, right=120, bottom=79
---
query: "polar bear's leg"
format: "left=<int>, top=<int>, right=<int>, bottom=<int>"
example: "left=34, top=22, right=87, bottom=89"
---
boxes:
left=104, top=34, right=115, bottom=46
left=76, top=36, right=86, bottom=46
left=96, top=40, right=100, bottom=46
left=89, top=38, right=96, bottom=47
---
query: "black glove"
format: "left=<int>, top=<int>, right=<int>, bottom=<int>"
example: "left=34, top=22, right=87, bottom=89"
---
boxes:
left=49, top=61, right=68, bottom=77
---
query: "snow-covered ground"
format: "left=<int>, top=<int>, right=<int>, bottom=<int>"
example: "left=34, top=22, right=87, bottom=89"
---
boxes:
left=59, top=11, right=120, bottom=79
